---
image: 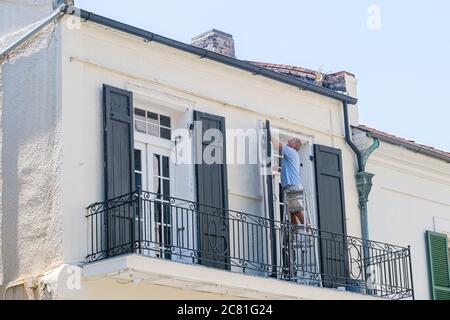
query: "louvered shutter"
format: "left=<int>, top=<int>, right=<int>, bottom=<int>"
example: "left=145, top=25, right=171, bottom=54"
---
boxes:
left=426, top=231, right=450, bottom=300
left=314, top=144, right=348, bottom=288
left=194, top=111, right=230, bottom=270
left=103, top=84, right=135, bottom=256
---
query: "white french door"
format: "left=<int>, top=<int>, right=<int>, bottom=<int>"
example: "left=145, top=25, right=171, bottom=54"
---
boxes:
left=134, top=141, right=174, bottom=259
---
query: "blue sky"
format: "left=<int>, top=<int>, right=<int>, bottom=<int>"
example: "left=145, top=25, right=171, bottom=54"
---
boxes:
left=76, top=0, right=450, bottom=151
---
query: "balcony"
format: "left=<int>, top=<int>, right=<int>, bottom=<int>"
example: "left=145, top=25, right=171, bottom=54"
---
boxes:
left=86, top=190, right=414, bottom=300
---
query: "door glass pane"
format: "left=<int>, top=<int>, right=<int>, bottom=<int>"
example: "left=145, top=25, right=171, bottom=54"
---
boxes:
left=153, top=154, right=160, bottom=176
left=154, top=177, right=161, bottom=194
left=135, top=173, right=142, bottom=189
left=154, top=202, right=161, bottom=223
left=279, top=182, right=285, bottom=220
left=162, top=156, right=170, bottom=178
left=162, top=179, right=170, bottom=199
left=163, top=203, right=171, bottom=224
left=161, top=224, right=172, bottom=259
left=147, top=150, right=172, bottom=259
left=134, top=150, right=142, bottom=171
left=134, top=149, right=142, bottom=190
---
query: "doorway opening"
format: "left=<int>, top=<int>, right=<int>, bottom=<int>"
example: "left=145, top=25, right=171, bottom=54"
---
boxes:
left=270, top=127, right=317, bottom=229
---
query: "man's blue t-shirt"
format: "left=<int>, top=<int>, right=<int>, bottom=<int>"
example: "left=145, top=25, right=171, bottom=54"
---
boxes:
left=281, top=145, right=301, bottom=188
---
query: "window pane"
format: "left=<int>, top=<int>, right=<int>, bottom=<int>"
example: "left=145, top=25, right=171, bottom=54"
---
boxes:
left=163, top=179, right=170, bottom=198
left=162, top=225, right=172, bottom=259
left=154, top=202, right=162, bottom=223
left=134, top=108, right=146, bottom=121
left=162, top=203, right=171, bottom=224
left=154, top=177, right=161, bottom=194
left=160, top=115, right=171, bottom=128
left=148, top=112, right=158, bottom=124
left=162, top=156, right=170, bottom=178
left=160, top=127, right=171, bottom=140
left=135, top=120, right=146, bottom=133
left=135, top=173, right=142, bottom=190
left=148, top=124, right=159, bottom=137
left=153, top=154, right=160, bottom=176
left=134, top=149, right=142, bottom=172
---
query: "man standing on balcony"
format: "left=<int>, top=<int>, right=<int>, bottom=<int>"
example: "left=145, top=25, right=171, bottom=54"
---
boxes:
left=270, top=132, right=306, bottom=226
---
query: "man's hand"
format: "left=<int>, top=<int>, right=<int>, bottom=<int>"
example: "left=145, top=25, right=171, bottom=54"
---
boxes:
left=270, top=129, right=283, bottom=150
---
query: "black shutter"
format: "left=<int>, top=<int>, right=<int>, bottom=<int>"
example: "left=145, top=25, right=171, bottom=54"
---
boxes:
left=103, top=84, right=135, bottom=199
left=194, top=111, right=230, bottom=270
left=314, top=144, right=348, bottom=288
left=103, top=84, right=135, bottom=256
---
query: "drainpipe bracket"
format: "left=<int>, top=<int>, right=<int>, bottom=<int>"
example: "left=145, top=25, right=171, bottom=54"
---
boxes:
left=359, top=138, right=380, bottom=171
left=356, top=171, right=375, bottom=203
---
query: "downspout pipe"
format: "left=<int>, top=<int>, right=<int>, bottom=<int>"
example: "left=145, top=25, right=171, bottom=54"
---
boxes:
left=343, top=101, right=363, bottom=171
left=342, top=101, right=374, bottom=242
left=343, top=101, right=381, bottom=294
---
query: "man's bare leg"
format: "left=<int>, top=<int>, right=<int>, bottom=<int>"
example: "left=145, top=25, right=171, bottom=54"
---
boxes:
left=291, top=211, right=305, bottom=225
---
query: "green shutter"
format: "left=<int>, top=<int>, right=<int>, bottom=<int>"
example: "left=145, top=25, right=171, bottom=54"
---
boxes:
left=426, top=231, right=450, bottom=300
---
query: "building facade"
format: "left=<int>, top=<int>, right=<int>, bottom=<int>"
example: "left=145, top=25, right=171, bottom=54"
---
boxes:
left=0, top=2, right=449, bottom=300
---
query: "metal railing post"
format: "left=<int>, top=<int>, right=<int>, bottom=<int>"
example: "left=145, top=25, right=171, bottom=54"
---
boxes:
left=408, top=245, right=415, bottom=300
left=105, top=202, right=110, bottom=258
left=363, top=238, right=373, bottom=296
left=136, top=187, right=142, bottom=255
left=289, top=217, right=295, bottom=280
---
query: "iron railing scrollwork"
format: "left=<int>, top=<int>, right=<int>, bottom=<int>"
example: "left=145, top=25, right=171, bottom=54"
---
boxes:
left=86, top=190, right=414, bottom=299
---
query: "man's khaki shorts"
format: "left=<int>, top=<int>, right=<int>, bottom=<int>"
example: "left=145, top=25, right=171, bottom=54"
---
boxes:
left=284, top=184, right=304, bottom=214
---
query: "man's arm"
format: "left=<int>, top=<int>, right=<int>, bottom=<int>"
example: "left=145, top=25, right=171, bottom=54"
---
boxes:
left=270, top=129, right=283, bottom=150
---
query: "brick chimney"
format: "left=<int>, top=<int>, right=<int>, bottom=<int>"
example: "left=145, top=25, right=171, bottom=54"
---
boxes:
left=191, top=29, right=236, bottom=58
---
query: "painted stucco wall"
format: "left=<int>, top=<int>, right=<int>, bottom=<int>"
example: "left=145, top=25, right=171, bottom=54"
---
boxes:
left=0, top=21, right=63, bottom=295
left=0, top=0, right=54, bottom=38
left=59, top=17, right=362, bottom=267
left=0, top=68, right=3, bottom=285
left=366, top=141, right=450, bottom=300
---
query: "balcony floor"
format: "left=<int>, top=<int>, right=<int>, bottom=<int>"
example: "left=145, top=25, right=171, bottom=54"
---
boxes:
left=82, top=254, right=384, bottom=300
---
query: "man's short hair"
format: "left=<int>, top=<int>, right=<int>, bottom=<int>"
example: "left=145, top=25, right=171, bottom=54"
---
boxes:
left=292, top=138, right=302, bottom=146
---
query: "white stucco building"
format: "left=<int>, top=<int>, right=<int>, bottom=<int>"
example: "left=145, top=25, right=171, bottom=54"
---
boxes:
left=0, top=1, right=449, bottom=300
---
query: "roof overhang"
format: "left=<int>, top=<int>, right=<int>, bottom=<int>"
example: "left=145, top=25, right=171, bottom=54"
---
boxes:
left=74, top=8, right=357, bottom=105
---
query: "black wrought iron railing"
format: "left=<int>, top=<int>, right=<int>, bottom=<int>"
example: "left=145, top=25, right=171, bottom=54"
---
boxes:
left=86, top=189, right=414, bottom=300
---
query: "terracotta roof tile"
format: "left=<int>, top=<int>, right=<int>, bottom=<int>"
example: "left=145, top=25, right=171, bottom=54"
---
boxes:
left=246, top=61, right=317, bottom=76
left=245, top=61, right=354, bottom=91
left=244, top=62, right=447, bottom=161
left=356, top=125, right=450, bottom=160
